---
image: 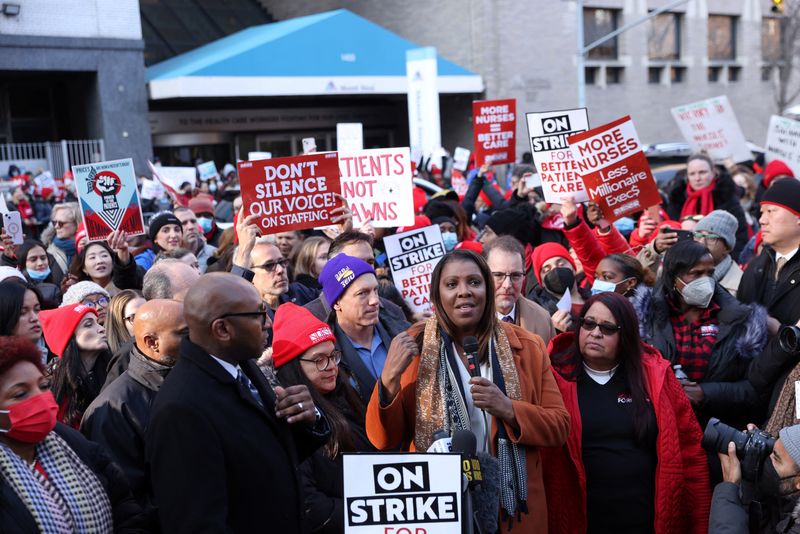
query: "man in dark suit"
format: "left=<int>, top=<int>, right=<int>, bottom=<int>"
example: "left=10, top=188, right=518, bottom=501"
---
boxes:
left=145, top=273, right=329, bottom=533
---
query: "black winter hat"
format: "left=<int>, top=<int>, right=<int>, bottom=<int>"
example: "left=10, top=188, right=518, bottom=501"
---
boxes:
left=486, top=207, right=538, bottom=245
left=148, top=211, right=182, bottom=242
left=762, top=177, right=800, bottom=217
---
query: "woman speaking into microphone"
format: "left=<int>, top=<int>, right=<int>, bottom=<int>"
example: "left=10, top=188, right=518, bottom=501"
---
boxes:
left=366, top=249, right=570, bottom=533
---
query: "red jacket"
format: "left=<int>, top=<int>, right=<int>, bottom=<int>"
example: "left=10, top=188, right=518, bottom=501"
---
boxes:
left=542, top=333, right=710, bottom=534
left=561, top=218, right=632, bottom=283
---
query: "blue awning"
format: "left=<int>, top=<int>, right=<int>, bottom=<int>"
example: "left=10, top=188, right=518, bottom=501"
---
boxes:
left=146, top=9, right=483, bottom=99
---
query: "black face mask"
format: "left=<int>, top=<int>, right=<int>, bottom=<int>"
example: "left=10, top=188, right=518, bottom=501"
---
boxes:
left=543, top=267, right=575, bottom=296
left=759, top=459, right=799, bottom=498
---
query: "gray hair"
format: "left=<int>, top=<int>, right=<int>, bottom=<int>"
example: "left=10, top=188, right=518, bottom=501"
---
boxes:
left=143, top=259, right=181, bottom=300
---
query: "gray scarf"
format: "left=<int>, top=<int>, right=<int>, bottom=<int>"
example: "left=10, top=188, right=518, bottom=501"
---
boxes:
left=713, top=254, right=733, bottom=282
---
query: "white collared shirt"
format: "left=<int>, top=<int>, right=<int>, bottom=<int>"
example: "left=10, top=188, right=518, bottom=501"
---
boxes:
left=495, top=303, right=517, bottom=323
left=209, top=354, right=239, bottom=379
left=776, top=248, right=799, bottom=264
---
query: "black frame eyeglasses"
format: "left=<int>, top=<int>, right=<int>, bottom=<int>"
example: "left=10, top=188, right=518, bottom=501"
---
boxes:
left=491, top=271, right=525, bottom=284
left=215, top=310, right=269, bottom=327
left=253, top=258, right=289, bottom=272
left=579, top=317, right=621, bottom=336
left=299, top=350, right=343, bottom=371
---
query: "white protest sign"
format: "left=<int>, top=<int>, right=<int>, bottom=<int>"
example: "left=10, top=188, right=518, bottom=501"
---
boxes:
left=0, top=193, right=8, bottom=214
left=139, top=178, right=164, bottom=201
left=339, top=148, right=415, bottom=228
left=385, top=225, right=446, bottom=315
left=248, top=151, right=273, bottom=161
left=526, top=108, right=590, bottom=203
left=197, top=161, right=218, bottom=181
left=158, top=167, right=197, bottom=191
left=407, top=47, right=442, bottom=161
left=453, top=147, right=470, bottom=172
left=2, top=212, right=23, bottom=244
left=302, top=138, right=317, bottom=155
left=337, top=123, right=364, bottom=152
left=343, top=453, right=462, bottom=534
left=766, top=115, right=800, bottom=177
left=671, top=95, right=752, bottom=163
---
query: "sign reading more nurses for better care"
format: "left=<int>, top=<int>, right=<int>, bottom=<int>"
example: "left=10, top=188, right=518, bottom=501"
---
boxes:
left=472, top=99, right=516, bottom=166
left=343, top=453, right=462, bottom=534
left=384, top=225, right=446, bottom=316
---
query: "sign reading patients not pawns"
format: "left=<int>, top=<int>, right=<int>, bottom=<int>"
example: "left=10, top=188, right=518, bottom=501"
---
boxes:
left=568, top=116, right=661, bottom=222
left=526, top=108, right=590, bottom=203
left=384, top=225, right=445, bottom=316
left=472, top=98, right=516, bottom=166
left=766, top=115, right=800, bottom=177
left=238, top=152, right=342, bottom=234
left=343, top=453, right=462, bottom=534
left=339, top=148, right=414, bottom=228
left=73, top=158, right=145, bottom=241
left=671, top=95, right=752, bottom=163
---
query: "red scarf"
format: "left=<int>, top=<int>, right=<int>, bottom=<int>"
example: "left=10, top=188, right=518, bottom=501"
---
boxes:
left=680, top=179, right=716, bottom=219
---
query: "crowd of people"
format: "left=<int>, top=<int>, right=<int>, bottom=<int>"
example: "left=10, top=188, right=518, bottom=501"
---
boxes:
left=1, top=149, right=800, bottom=533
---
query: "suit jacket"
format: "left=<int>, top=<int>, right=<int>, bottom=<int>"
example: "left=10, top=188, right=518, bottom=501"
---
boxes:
left=516, top=296, right=556, bottom=345
left=145, top=337, right=329, bottom=534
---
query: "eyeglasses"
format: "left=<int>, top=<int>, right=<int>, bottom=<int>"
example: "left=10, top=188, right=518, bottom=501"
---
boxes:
left=491, top=271, right=525, bottom=284
left=215, top=310, right=269, bottom=327
left=82, top=296, right=110, bottom=309
left=580, top=317, right=621, bottom=336
left=693, top=232, right=721, bottom=243
left=299, top=350, right=342, bottom=371
left=53, top=220, right=74, bottom=228
left=252, top=258, right=289, bottom=273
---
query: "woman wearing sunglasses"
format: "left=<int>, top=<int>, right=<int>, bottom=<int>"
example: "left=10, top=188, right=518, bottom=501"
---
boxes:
left=544, top=291, right=710, bottom=534
left=273, top=303, right=373, bottom=534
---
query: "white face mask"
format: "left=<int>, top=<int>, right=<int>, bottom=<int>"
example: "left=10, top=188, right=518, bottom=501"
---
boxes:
left=591, top=277, right=635, bottom=296
left=677, top=276, right=715, bottom=308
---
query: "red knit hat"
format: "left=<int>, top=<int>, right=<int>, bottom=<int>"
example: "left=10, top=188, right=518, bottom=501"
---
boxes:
left=531, top=242, right=575, bottom=281
left=75, top=222, right=87, bottom=255
left=763, top=160, right=795, bottom=189
left=272, top=304, right=336, bottom=369
left=455, top=240, right=483, bottom=254
left=412, top=187, right=428, bottom=214
left=188, top=196, right=215, bottom=217
left=40, top=304, right=97, bottom=357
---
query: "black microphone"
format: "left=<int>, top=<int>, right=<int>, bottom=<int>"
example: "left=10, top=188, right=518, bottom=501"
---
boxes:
left=451, top=429, right=499, bottom=534
left=463, top=336, right=480, bottom=378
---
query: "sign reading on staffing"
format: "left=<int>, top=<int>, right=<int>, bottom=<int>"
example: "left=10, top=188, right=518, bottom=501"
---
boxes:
left=526, top=108, right=590, bottom=203
left=671, top=95, right=752, bottom=163
left=384, top=225, right=445, bottom=315
left=472, top=99, right=516, bottom=166
left=343, top=453, right=462, bottom=534
left=568, top=116, right=661, bottom=222
left=238, top=153, right=342, bottom=234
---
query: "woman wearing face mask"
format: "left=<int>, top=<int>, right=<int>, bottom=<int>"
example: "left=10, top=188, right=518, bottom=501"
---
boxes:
left=40, top=304, right=113, bottom=428
left=528, top=242, right=591, bottom=333
left=1, top=239, right=64, bottom=305
left=68, top=231, right=141, bottom=296
left=633, top=240, right=767, bottom=429
left=433, top=216, right=460, bottom=252
left=0, top=336, right=145, bottom=532
left=273, top=304, right=374, bottom=534
left=591, top=254, right=655, bottom=299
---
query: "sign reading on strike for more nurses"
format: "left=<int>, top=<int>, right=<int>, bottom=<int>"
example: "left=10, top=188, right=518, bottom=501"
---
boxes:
left=238, top=153, right=342, bottom=234
left=384, top=225, right=445, bottom=316
left=568, top=116, right=661, bottom=222
left=472, top=99, right=516, bottom=166
left=671, top=95, right=752, bottom=163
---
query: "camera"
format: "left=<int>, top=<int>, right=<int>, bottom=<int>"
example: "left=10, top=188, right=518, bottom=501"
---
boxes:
left=779, top=325, right=800, bottom=354
left=702, top=418, right=775, bottom=481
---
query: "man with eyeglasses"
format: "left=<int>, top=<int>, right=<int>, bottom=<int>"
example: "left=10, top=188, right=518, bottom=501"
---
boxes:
left=485, top=235, right=555, bottom=344
left=146, top=273, right=329, bottom=534
left=47, top=202, right=80, bottom=273
left=692, top=210, right=743, bottom=298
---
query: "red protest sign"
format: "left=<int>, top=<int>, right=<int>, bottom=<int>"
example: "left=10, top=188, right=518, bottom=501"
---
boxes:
left=238, top=153, right=342, bottom=234
left=472, top=99, right=516, bottom=166
left=568, top=116, right=661, bottom=222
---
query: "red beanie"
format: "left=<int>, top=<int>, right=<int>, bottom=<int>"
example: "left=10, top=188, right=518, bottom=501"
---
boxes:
left=272, top=303, right=336, bottom=369
left=455, top=240, right=483, bottom=254
left=75, top=222, right=87, bottom=255
left=397, top=215, right=432, bottom=233
left=412, top=187, right=428, bottom=214
left=40, top=304, right=97, bottom=357
left=189, top=196, right=215, bottom=217
left=763, top=160, right=795, bottom=189
left=531, top=242, right=575, bottom=281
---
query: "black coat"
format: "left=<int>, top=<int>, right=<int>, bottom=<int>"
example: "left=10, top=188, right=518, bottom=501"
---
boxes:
left=145, top=337, right=329, bottom=534
left=0, top=423, right=146, bottom=533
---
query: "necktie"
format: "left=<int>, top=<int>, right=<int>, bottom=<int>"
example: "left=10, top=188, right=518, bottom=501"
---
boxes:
left=776, top=256, right=788, bottom=281
left=237, top=369, right=263, bottom=408
left=502, top=316, right=514, bottom=323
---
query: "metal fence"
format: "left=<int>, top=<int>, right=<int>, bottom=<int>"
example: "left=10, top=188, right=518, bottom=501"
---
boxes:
left=0, top=139, right=105, bottom=178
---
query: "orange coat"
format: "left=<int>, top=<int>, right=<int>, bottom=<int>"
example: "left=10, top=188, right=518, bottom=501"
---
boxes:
left=366, top=321, right=570, bottom=534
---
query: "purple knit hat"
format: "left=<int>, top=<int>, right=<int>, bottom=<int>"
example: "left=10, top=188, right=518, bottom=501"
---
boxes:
left=318, top=254, right=375, bottom=306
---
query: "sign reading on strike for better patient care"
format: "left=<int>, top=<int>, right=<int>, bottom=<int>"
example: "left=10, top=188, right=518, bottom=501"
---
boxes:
left=343, top=453, right=462, bottom=534
left=526, top=108, right=590, bottom=203
left=339, top=148, right=414, bottom=228
left=671, top=95, right=752, bottom=163
left=384, top=225, right=446, bottom=316
left=766, top=115, right=800, bottom=177
left=72, top=158, right=145, bottom=241
left=238, top=152, right=342, bottom=234
left=472, top=99, right=516, bottom=166
left=568, top=116, right=661, bottom=222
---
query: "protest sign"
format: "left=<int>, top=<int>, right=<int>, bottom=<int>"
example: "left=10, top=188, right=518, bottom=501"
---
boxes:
left=407, top=47, right=442, bottom=162
left=453, top=147, right=470, bottom=172
left=568, top=116, right=661, bottom=222
left=671, top=95, right=752, bottom=162
left=72, top=158, right=145, bottom=241
left=337, top=123, right=364, bottom=152
left=384, top=225, right=445, bottom=315
left=139, top=178, right=163, bottom=201
left=248, top=151, right=273, bottom=161
left=472, top=99, right=516, bottom=166
left=343, top=453, right=462, bottom=534
left=157, top=167, right=196, bottom=191
left=339, top=148, right=414, bottom=228
left=197, top=161, right=218, bottom=181
left=526, top=108, right=590, bottom=203
left=451, top=171, right=468, bottom=198
left=302, top=138, right=317, bottom=155
left=238, top=152, right=342, bottom=234
left=766, top=115, right=800, bottom=177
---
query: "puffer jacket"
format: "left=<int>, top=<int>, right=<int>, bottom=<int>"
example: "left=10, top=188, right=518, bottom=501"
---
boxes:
left=542, top=333, right=710, bottom=534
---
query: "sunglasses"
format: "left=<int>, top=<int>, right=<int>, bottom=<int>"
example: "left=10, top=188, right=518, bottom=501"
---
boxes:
left=580, top=317, right=621, bottom=336
left=253, top=258, right=289, bottom=273
left=53, top=220, right=74, bottom=228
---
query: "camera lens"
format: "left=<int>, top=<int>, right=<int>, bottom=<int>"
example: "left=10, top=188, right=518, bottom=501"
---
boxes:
left=780, top=326, right=800, bottom=354
left=702, top=418, right=748, bottom=457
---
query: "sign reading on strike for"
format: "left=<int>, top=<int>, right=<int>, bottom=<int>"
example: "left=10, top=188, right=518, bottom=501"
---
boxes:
left=671, top=95, right=752, bottom=163
left=384, top=225, right=445, bottom=315
left=472, top=99, right=516, bottom=166
left=343, top=453, right=462, bottom=534
left=766, top=115, right=800, bottom=177
left=339, top=148, right=414, bottom=228
left=568, top=116, right=661, bottom=222
left=526, top=108, right=590, bottom=203
left=238, top=152, right=342, bottom=234
left=73, top=158, right=145, bottom=241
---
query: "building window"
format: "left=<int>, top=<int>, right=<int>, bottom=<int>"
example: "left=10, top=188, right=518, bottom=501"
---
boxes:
left=671, top=66, right=687, bottom=83
left=648, top=13, right=681, bottom=60
left=648, top=67, right=663, bottom=84
left=708, top=15, right=737, bottom=60
left=762, top=17, right=782, bottom=62
left=728, top=66, right=741, bottom=82
left=585, top=66, right=599, bottom=85
left=585, top=8, right=620, bottom=60
left=606, top=67, right=624, bottom=84
left=708, top=66, right=723, bottom=82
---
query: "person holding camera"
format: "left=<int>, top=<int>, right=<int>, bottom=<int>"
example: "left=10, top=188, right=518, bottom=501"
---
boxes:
left=709, top=422, right=800, bottom=533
